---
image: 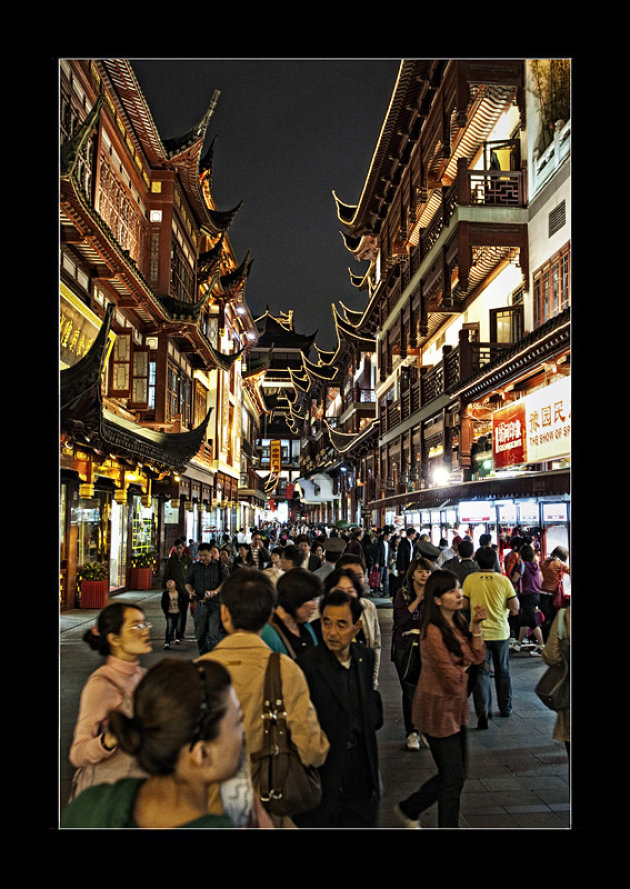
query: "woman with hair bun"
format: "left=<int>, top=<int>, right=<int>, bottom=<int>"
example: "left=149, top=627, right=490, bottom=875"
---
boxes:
left=62, top=659, right=247, bottom=828
left=68, top=601, right=152, bottom=801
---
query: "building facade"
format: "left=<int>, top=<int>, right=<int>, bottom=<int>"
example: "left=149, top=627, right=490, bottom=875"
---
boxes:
left=59, top=59, right=262, bottom=609
left=296, top=59, right=571, bottom=559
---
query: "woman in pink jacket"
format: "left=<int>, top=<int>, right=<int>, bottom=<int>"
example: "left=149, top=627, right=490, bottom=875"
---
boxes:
left=68, top=601, right=152, bottom=801
left=394, top=569, right=487, bottom=828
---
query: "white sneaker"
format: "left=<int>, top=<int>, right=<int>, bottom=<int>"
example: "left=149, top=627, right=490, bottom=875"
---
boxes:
left=394, top=803, right=421, bottom=829
left=406, top=732, right=421, bottom=750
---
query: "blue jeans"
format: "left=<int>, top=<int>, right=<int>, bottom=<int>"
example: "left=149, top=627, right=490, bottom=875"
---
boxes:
left=472, top=638, right=512, bottom=717
left=379, top=567, right=389, bottom=596
left=164, top=613, right=179, bottom=645
left=399, top=728, right=467, bottom=827
left=193, top=599, right=222, bottom=655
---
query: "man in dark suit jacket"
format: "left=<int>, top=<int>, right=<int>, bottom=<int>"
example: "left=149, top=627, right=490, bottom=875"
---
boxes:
left=396, top=527, right=418, bottom=578
left=250, top=529, right=271, bottom=570
left=296, top=535, right=322, bottom=572
left=295, top=590, right=383, bottom=828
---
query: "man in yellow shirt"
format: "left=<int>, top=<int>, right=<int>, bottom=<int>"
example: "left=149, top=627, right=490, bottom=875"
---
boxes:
left=462, top=548, right=519, bottom=728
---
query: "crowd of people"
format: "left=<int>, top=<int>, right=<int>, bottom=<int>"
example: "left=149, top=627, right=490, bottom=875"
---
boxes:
left=63, top=522, right=570, bottom=830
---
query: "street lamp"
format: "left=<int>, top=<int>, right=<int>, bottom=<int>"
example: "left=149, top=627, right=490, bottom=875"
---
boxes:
left=431, top=466, right=450, bottom=487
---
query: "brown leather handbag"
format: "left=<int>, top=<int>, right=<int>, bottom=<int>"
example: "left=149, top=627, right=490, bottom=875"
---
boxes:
left=254, top=652, right=322, bottom=817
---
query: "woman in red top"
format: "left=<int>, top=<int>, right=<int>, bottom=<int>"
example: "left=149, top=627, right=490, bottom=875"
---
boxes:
left=394, top=569, right=487, bottom=828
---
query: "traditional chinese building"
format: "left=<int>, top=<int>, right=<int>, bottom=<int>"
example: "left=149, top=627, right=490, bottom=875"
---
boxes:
left=247, top=310, right=317, bottom=523
left=59, top=59, right=262, bottom=609
left=299, top=58, right=571, bottom=558
left=291, top=303, right=379, bottom=527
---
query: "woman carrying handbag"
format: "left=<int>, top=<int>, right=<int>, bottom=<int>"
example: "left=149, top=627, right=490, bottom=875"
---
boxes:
left=391, top=557, right=433, bottom=751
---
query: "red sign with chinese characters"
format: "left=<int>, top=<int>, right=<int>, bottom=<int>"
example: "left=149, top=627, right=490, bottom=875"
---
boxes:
left=493, top=401, right=526, bottom=469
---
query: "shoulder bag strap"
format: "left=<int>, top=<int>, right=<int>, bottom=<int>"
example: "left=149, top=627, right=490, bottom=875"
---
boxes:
left=269, top=616, right=297, bottom=660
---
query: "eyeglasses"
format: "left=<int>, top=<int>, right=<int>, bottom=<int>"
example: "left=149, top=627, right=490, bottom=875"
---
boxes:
left=129, top=621, right=152, bottom=632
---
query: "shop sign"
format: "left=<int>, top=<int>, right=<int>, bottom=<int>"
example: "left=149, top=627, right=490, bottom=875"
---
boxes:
left=270, top=440, right=282, bottom=472
left=459, top=500, right=495, bottom=523
left=497, top=500, right=517, bottom=523
left=542, top=502, right=568, bottom=523
left=60, top=284, right=115, bottom=368
left=493, top=377, right=571, bottom=469
left=518, top=500, right=540, bottom=523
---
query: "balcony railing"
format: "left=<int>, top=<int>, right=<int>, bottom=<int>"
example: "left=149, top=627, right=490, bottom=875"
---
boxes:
left=239, top=470, right=266, bottom=493
left=379, top=161, right=527, bottom=315
left=379, top=333, right=511, bottom=435
left=340, top=387, right=376, bottom=415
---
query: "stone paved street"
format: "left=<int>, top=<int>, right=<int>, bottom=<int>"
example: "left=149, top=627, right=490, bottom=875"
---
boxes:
left=59, top=590, right=570, bottom=829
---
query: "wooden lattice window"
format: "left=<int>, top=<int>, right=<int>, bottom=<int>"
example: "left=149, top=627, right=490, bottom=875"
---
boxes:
left=533, top=242, right=571, bottom=327
left=167, top=360, right=192, bottom=427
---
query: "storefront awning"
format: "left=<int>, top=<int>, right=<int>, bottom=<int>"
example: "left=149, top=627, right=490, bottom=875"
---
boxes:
left=369, top=469, right=569, bottom=512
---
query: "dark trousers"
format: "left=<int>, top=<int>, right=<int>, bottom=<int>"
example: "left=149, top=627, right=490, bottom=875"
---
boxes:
left=164, top=613, right=179, bottom=645
left=176, top=602, right=189, bottom=640
left=538, top=593, right=556, bottom=642
left=295, top=743, right=378, bottom=828
left=391, top=644, right=417, bottom=736
left=399, top=727, right=467, bottom=827
left=193, top=600, right=222, bottom=655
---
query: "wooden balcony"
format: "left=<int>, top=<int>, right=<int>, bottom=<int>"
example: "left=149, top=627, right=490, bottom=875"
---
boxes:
left=379, top=333, right=511, bottom=435
left=340, top=387, right=376, bottom=415
left=238, top=469, right=266, bottom=500
left=378, top=159, right=527, bottom=326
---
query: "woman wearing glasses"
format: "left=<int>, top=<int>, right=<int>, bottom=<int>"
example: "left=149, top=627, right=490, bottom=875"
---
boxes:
left=68, top=601, right=152, bottom=802
left=62, top=659, right=252, bottom=828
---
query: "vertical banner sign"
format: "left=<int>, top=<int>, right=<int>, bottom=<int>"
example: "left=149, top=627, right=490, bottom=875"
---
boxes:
left=285, top=482, right=295, bottom=499
left=270, top=440, right=282, bottom=473
left=493, top=377, right=571, bottom=469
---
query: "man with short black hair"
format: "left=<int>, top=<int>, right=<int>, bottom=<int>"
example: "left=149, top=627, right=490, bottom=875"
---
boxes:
left=162, top=538, right=193, bottom=642
left=250, top=530, right=271, bottom=571
left=198, top=570, right=329, bottom=827
left=441, top=539, right=480, bottom=586
left=185, top=542, right=229, bottom=655
left=295, top=590, right=383, bottom=828
left=396, top=528, right=417, bottom=577
left=463, top=547, right=520, bottom=728
left=279, top=544, right=302, bottom=572
left=296, top=535, right=322, bottom=571
left=474, top=533, right=501, bottom=573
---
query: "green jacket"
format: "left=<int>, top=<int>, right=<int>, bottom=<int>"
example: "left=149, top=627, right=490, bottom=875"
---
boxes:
left=60, top=778, right=234, bottom=829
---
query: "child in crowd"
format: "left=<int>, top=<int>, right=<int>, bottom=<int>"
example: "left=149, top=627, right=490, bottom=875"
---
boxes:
left=161, top=578, right=185, bottom=649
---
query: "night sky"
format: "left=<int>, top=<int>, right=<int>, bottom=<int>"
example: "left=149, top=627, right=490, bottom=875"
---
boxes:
left=129, top=58, right=401, bottom=351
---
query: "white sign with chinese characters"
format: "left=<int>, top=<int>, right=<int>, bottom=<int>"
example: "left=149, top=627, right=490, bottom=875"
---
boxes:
left=493, top=376, right=571, bottom=468
left=525, top=376, right=571, bottom=463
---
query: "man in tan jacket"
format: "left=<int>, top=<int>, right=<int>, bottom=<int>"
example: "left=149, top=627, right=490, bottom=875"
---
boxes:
left=198, top=569, right=330, bottom=827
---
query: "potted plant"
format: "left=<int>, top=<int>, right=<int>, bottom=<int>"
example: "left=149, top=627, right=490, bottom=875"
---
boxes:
left=78, top=561, right=110, bottom=609
left=129, top=551, right=156, bottom=590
